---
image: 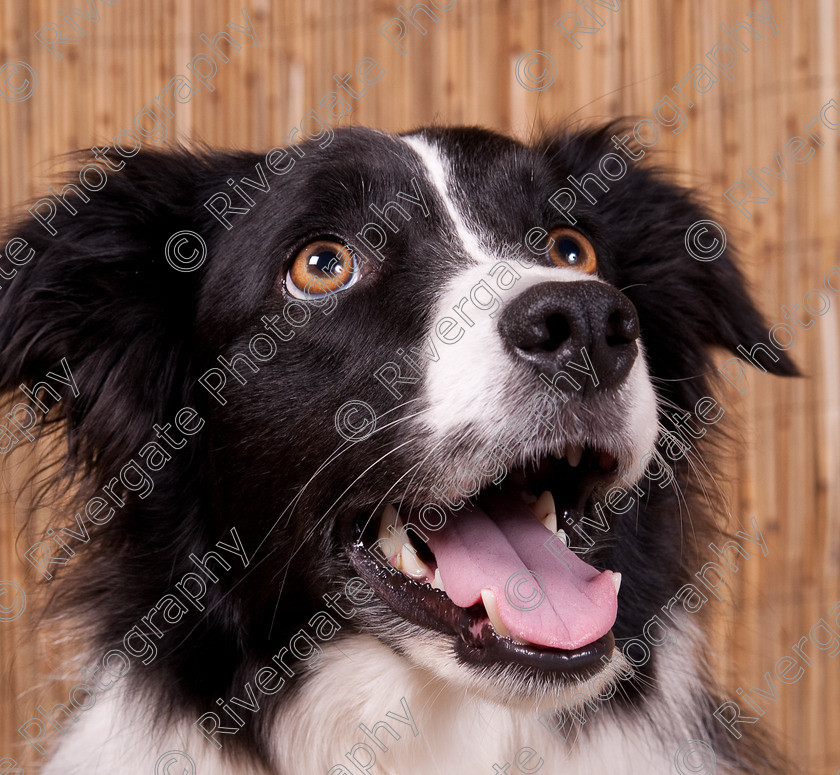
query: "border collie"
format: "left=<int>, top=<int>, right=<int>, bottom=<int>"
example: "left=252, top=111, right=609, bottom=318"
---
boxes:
left=0, top=124, right=796, bottom=774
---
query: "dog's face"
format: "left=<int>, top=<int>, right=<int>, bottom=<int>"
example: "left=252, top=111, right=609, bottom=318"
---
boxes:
left=202, top=125, right=662, bottom=701
left=0, top=125, right=795, bottom=724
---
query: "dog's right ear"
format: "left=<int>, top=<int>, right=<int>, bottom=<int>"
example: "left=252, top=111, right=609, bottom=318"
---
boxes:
left=0, top=149, right=231, bottom=485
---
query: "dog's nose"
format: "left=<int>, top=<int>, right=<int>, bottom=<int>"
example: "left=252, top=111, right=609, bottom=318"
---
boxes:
left=497, top=281, right=640, bottom=391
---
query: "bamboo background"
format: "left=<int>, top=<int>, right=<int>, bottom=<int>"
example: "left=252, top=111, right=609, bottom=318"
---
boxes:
left=0, top=0, right=838, bottom=771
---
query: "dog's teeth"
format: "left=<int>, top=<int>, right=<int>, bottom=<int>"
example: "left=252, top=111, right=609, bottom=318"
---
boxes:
left=378, top=504, right=405, bottom=567
left=535, top=490, right=557, bottom=532
left=558, top=528, right=569, bottom=546
left=401, top=543, right=432, bottom=581
left=534, top=490, right=556, bottom=521
left=377, top=503, right=433, bottom=583
left=520, top=490, right=538, bottom=505
left=542, top=511, right=557, bottom=533
left=378, top=504, right=403, bottom=541
left=566, top=445, right=583, bottom=467
left=612, top=572, right=622, bottom=594
left=432, top=568, right=445, bottom=591
left=480, top=589, right=511, bottom=637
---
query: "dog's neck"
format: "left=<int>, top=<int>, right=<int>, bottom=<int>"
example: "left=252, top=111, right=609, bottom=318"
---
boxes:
left=43, top=619, right=740, bottom=775
left=273, top=630, right=710, bottom=775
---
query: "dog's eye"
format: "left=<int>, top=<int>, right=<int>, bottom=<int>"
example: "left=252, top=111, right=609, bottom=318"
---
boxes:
left=546, top=228, right=597, bottom=274
left=286, top=240, right=358, bottom=298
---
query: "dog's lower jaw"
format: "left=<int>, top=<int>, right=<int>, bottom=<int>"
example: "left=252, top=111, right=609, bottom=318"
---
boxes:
left=42, top=615, right=756, bottom=775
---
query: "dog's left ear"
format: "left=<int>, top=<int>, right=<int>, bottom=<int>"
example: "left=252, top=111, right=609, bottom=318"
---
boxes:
left=616, top=188, right=800, bottom=408
left=680, top=241, right=800, bottom=378
left=616, top=179, right=801, bottom=389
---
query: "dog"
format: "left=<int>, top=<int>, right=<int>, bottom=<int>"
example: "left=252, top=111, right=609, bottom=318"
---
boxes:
left=0, top=123, right=796, bottom=774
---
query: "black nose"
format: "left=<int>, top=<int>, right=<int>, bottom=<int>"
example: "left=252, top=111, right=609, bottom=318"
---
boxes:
left=497, top=281, right=640, bottom=392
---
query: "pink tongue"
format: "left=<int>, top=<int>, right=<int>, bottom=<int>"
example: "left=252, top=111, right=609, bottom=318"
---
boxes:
left=424, top=496, right=617, bottom=650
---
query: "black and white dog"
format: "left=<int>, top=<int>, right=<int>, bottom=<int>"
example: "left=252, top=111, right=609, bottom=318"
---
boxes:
left=0, top=124, right=795, bottom=774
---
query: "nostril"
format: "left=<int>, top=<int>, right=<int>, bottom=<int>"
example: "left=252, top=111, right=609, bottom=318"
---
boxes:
left=605, top=308, right=638, bottom=347
left=540, top=313, right=572, bottom=352
left=497, top=282, right=640, bottom=390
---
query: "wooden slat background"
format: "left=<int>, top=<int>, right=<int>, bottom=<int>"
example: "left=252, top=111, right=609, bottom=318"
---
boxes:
left=0, top=0, right=838, bottom=771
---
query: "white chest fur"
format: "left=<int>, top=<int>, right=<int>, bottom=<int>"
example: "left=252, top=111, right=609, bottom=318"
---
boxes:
left=42, top=628, right=716, bottom=775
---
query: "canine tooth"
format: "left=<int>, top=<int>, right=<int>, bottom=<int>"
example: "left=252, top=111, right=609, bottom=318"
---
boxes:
left=378, top=504, right=403, bottom=541
left=401, top=543, right=431, bottom=580
left=534, top=491, right=555, bottom=522
left=378, top=504, right=405, bottom=568
left=566, top=445, right=583, bottom=467
left=480, top=589, right=511, bottom=637
left=558, top=529, right=569, bottom=546
left=432, top=568, right=445, bottom=591
left=612, top=572, right=622, bottom=594
left=541, top=511, right=557, bottom=533
left=379, top=504, right=404, bottom=540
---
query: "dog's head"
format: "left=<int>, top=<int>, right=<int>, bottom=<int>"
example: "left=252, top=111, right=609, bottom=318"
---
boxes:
left=0, top=125, right=795, bottom=722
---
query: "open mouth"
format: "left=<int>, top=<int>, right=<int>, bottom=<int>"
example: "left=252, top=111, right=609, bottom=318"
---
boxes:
left=346, top=445, right=623, bottom=677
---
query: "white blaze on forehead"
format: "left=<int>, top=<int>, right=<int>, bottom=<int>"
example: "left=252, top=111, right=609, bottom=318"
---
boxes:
left=401, top=133, right=489, bottom=263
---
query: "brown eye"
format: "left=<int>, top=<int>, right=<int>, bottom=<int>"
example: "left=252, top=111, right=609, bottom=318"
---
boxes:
left=286, top=240, right=358, bottom=298
left=546, top=228, right=597, bottom=274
